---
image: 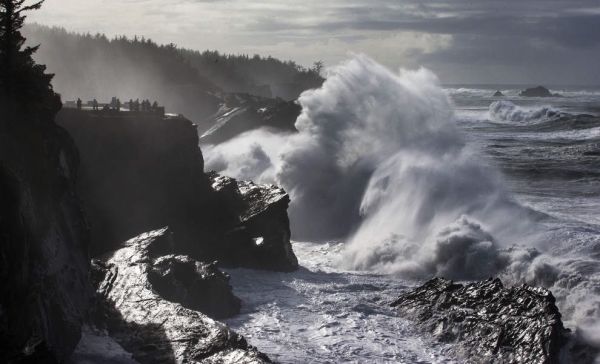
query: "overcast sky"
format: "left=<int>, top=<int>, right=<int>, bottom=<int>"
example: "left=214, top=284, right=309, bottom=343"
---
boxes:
left=27, top=0, right=600, bottom=85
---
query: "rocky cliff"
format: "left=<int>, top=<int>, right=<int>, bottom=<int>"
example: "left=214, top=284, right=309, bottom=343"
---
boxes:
left=391, top=277, right=570, bottom=364
left=0, top=120, right=93, bottom=362
left=199, top=92, right=300, bottom=144
left=56, top=109, right=298, bottom=272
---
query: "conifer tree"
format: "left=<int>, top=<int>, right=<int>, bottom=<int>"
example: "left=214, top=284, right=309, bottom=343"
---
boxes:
left=0, top=0, right=60, bottom=125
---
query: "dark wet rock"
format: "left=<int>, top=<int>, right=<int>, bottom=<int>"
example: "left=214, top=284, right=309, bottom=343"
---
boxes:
left=519, top=86, right=562, bottom=97
left=0, top=122, right=93, bottom=362
left=391, top=277, right=569, bottom=364
left=56, top=109, right=297, bottom=272
left=148, top=256, right=241, bottom=319
left=208, top=173, right=299, bottom=272
left=493, top=90, right=504, bottom=97
left=91, top=228, right=272, bottom=364
left=199, top=92, right=300, bottom=144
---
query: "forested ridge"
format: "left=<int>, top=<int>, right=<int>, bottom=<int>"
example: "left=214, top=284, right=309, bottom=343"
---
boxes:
left=23, top=24, right=324, bottom=103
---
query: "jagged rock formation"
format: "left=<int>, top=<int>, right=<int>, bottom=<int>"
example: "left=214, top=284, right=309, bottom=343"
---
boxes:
left=391, top=277, right=569, bottom=364
left=493, top=90, right=504, bottom=97
left=147, top=256, right=241, bottom=319
left=199, top=92, right=300, bottom=144
left=91, top=227, right=272, bottom=364
left=208, top=173, right=298, bottom=271
left=519, top=86, right=562, bottom=97
left=0, top=123, right=93, bottom=362
left=55, top=109, right=298, bottom=272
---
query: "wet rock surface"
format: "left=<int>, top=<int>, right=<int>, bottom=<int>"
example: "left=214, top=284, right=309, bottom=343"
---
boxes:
left=391, top=277, right=570, bottom=364
left=91, top=227, right=272, bottom=364
left=209, top=173, right=298, bottom=271
left=0, top=123, right=93, bottom=363
left=148, top=256, right=241, bottom=319
left=493, top=90, right=504, bottom=97
left=199, top=92, right=300, bottom=144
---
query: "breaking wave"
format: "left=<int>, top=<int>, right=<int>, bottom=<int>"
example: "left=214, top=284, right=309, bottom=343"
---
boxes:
left=203, top=57, right=600, bottom=359
left=205, top=54, right=544, bottom=279
left=489, top=100, right=558, bottom=122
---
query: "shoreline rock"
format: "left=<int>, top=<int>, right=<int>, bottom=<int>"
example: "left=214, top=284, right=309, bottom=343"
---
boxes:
left=209, top=173, right=298, bottom=271
left=90, top=227, right=272, bottom=363
left=391, top=277, right=570, bottom=363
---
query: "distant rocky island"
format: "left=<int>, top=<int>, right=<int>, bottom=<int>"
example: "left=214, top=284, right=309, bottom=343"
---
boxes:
left=519, top=86, right=563, bottom=97
left=493, top=90, right=504, bottom=97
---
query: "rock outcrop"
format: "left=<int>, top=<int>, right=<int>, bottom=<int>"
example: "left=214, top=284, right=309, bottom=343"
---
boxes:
left=56, top=109, right=298, bottom=272
left=493, top=90, right=504, bottom=97
left=199, top=92, right=300, bottom=144
left=91, top=227, right=271, bottom=364
left=519, top=86, right=562, bottom=97
left=0, top=122, right=93, bottom=362
left=208, top=173, right=298, bottom=271
left=391, top=277, right=569, bottom=364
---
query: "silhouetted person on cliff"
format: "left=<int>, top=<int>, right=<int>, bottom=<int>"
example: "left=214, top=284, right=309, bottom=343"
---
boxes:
left=129, top=99, right=134, bottom=111
left=116, top=98, right=121, bottom=111
left=152, top=101, right=158, bottom=111
left=134, top=98, right=140, bottom=112
left=92, top=99, right=98, bottom=110
left=76, top=98, right=82, bottom=110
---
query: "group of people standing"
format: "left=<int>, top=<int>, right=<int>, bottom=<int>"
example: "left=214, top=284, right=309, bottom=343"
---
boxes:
left=128, top=99, right=158, bottom=112
left=76, top=97, right=160, bottom=113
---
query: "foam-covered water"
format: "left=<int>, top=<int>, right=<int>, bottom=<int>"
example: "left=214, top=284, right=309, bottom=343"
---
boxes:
left=204, top=56, right=600, bottom=362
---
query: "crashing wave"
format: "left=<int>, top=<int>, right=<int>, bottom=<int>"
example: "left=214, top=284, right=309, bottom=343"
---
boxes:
left=489, top=100, right=558, bottom=122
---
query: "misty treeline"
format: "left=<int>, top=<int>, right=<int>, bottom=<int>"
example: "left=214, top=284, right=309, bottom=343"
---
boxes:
left=22, top=24, right=324, bottom=119
left=180, top=49, right=324, bottom=99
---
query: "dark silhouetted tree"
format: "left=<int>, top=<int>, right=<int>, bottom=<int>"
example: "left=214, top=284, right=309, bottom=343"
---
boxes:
left=0, top=0, right=60, bottom=127
left=312, top=60, right=324, bottom=76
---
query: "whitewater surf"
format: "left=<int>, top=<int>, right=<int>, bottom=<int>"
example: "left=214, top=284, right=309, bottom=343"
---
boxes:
left=201, top=55, right=600, bottom=363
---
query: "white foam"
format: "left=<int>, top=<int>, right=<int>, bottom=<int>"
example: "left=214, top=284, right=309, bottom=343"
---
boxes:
left=203, top=57, right=600, bottom=360
left=489, top=100, right=557, bottom=122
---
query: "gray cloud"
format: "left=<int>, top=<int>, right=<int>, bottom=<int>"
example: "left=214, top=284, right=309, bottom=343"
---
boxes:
left=27, top=0, right=600, bottom=84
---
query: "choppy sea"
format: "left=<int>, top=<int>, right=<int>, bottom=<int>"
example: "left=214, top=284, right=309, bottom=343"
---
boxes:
left=205, top=61, right=600, bottom=363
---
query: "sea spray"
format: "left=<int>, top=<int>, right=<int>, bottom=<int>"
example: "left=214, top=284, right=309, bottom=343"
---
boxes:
left=206, top=55, right=462, bottom=240
left=205, top=54, right=542, bottom=267
left=205, top=55, right=600, bottom=357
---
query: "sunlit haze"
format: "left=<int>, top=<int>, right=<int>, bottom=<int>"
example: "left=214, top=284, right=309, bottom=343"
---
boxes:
left=27, top=0, right=600, bottom=84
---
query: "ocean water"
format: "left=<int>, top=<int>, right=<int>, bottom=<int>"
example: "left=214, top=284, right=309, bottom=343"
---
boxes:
left=203, top=57, right=600, bottom=363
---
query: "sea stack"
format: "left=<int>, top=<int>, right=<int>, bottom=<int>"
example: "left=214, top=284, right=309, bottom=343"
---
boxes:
left=519, top=86, right=562, bottom=97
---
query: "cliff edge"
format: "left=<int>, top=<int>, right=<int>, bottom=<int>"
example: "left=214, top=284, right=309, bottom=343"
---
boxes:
left=56, top=109, right=298, bottom=272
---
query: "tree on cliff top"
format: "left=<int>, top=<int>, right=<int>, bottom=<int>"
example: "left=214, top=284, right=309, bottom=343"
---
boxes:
left=0, top=0, right=60, bottom=126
